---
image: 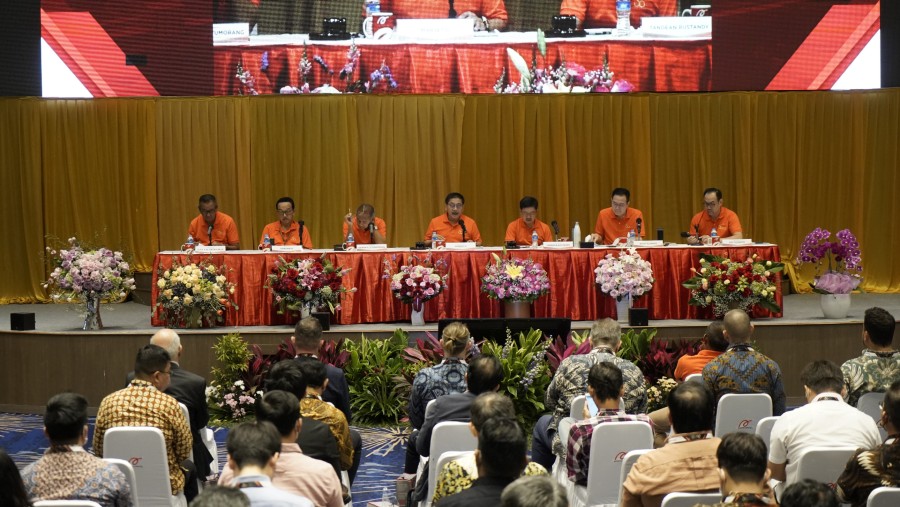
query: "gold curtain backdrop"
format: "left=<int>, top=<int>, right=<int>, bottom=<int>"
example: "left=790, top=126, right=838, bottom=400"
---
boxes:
left=1, top=90, right=898, bottom=303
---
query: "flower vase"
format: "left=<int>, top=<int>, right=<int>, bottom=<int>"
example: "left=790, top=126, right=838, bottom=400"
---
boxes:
left=615, top=294, right=632, bottom=323
left=410, top=300, right=426, bottom=326
left=82, top=294, right=103, bottom=330
left=185, top=307, right=205, bottom=329
left=820, top=293, right=851, bottom=319
left=301, top=305, right=312, bottom=318
left=503, top=300, right=532, bottom=319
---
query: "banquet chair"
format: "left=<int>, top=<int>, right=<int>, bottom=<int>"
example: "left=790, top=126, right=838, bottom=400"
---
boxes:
left=867, top=486, right=900, bottom=507
left=103, top=457, right=139, bottom=506
left=714, top=393, right=772, bottom=437
left=794, top=446, right=859, bottom=488
left=103, top=426, right=188, bottom=507
left=551, top=417, right=577, bottom=484
left=754, top=416, right=780, bottom=450
left=857, top=392, right=889, bottom=440
left=617, top=449, right=653, bottom=506
left=417, top=421, right=478, bottom=507
left=429, top=450, right=473, bottom=504
left=570, top=421, right=654, bottom=507
left=660, top=492, right=721, bottom=507
left=570, top=395, right=587, bottom=420
left=684, top=373, right=703, bottom=383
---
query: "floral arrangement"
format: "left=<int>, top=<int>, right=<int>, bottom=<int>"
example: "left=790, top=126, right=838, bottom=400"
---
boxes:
left=594, top=248, right=654, bottom=301
left=682, top=253, right=784, bottom=317
left=496, top=30, right=634, bottom=94
left=155, top=257, right=237, bottom=328
left=383, top=253, right=449, bottom=311
left=275, top=41, right=398, bottom=94
left=795, top=227, right=863, bottom=294
left=44, top=237, right=136, bottom=303
left=207, top=380, right=257, bottom=422
left=481, top=328, right=552, bottom=427
left=268, top=255, right=353, bottom=314
left=646, top=376, right=679, bottom=412
left=481, top=253, right=551, bottom=303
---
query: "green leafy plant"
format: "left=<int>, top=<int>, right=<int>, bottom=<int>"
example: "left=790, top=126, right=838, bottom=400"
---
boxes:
left=617, top=328, right=657, bottom=368
left=343, top=330, right=409, bottom=424
left=481, top=328, right=551, bottom=428
left=207, top=333, right=256, bottom=426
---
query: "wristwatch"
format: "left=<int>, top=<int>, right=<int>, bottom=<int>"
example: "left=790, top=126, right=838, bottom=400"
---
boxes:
left=481, top=16, right=489, bottom=31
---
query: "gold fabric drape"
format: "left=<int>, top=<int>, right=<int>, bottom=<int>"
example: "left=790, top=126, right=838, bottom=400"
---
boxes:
left=1, top=90, right=898, bottom=303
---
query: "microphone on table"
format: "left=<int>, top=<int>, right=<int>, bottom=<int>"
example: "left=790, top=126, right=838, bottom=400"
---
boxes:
left=459, top=219, right=467, bottom=242
left=207, top=225, right=213, bottom=245
left=551, top=220, right=560, bottom=240
left=636, top=218, right=642, bottom=236
left=448, top=0, right=457, bottom=18
left=298, top=220, right=305, bottom=242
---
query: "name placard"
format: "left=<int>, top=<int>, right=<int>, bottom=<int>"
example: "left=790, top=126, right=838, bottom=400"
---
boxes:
left=195, top=245, right=226, bottom=253
left=272, top=245, right=304, bottom=252
left=720, top=238, right=753, bottom=246
left=213, top=23, right=250, bottom=44
left=633, top=240, right=664, bottom=247
left=640, top=16, right=711, bottom=39
left=395, top=18, right=475, bottom=41
left=445, top=242, right=477, bottom=250
left=543, top=241, right=574, bottom=249
left=357, top=244, right=388, bottom=251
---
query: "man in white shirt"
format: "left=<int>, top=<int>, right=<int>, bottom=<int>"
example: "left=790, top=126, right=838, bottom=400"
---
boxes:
left=767, top=360, right=881, bottom=486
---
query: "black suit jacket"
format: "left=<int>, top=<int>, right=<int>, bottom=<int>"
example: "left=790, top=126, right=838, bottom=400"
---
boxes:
left=416, top=391, right=476, bottom=456
left=437, top=476, right=515, bottom=507
left=297, top=417, right=342, bottom=479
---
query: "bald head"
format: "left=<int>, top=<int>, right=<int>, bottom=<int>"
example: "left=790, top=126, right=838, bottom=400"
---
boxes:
left=723, top=310, right=753, bottom=344
left=150, top=329, right=182, bottom=361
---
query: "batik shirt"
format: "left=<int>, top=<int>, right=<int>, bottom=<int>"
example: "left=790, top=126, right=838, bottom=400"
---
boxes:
left=566, top=409, right=653, bottom=485
left=408, top=359, right=468, bottom=430
left=837, top=438, right=900, bottom=507
left=22, top=446, right=133, bottom=507
left=545, top=347, right=648, bottom=456
left=301, top=394, right=354, bottom=470
left=842, top=349, right=900, bottom=406
left=702, top=344, right=786, bottom=415
left=432, top=453, right=547, bottom=503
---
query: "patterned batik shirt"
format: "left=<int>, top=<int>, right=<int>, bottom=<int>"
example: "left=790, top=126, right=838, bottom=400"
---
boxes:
left=432, top=453, right=547, bottom=504
left=699, top=493, right=775, bottom=507
left=842, top=349, right=900, bottom=406
left=93, top=379, right=192, bottom=495
left=545, top=348, right=648, bottom=456
left=301, top=395, right=354, bottom=470
left=22, top=446, right=133, bottom=507
left=837, top=438, right=900, bottom=507
left=566, top=409, right=653, bottom=485
left=702, top=344, right=786, bottom=415
left=408, top=359, right=468, bottom=429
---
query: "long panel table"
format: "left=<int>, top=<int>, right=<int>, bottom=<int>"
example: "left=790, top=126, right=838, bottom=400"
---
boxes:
left=150, top=245, right=782, bottom=326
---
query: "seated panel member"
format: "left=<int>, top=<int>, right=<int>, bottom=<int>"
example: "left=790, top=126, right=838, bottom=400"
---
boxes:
left=686, top=187, right=743, bottom=244
left=424, top=192, right=483, bottom=246
left=560, top=0, right=677, bottom=30
left=188, top=194, right=240, bottom=250
left=342, top=203, right=388, bottom=244
left=260, top=197, right=313, bottom=249
left=505, top=196, right=554, bottom=246
left=379, top=0, right=508, bottom=31
left=591, top=187, right=645, bottom=244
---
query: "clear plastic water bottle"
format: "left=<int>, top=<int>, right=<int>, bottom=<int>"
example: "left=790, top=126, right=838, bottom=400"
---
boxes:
left=531, top=230, right=539, bottom=247
left=262, top=233, right=271, bottom=250
left=572, top=221, right=581, bottom=248
left=365, top=0, right=381, bottom=15
left=616, top=0, right=631, bottom=36
left=710, top=228, right=719, bottom=245
left=431, top=230, right=439, bottom=248
left=185, top=234, right=195, bottom=251
left=627, top=229, right=636, bottom=247
left=381, top=486, right=391, bottom=506
left=346, top=231, right=355, bottom=249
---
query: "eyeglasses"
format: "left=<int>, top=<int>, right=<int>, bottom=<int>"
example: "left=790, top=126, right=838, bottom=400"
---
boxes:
left=703, top=201, right=718, bottom=208
left=277, top=210, right=294, bottom=216
left=611, top=201, right=628, bottom=208
left=447, top=203, right=464, bottom=210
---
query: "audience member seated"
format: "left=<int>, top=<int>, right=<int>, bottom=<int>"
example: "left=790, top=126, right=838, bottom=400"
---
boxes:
left=295, top=356, right=355, bottom=477
left=500, top=476, right=568, bottom=507
left=695, top=433, right=775, bottom=507
left=703, top=310, right=786, bottom=416
left=191, top=484, right=250, bottom=507
left=622, top=382, right=721, bottom=507
left=224, top=421, right=314, bottom=507
left=433, top=393, right=547, bottom=503
left=22, top=393, right=132, bottom=507
left=532, top=318, right=647, bottom=470
left=780, top=479, right=840, bottom=507
left=841, top=307, right=900, bottom=406
left=437, top=417, right=528, bottom=507
left=218, top=391, right=343, bottom=507
left=406, top=321, right=472, bottom=473
left=93, top=344, right=195, bottom=501
left=566, top=362, right=652, bottom=485
left=767, top=360, right=881, bottom=486
left=560, top=0, right=676, bottom=30
left=0, top=448, right=30, bottom=507
left=675, top=321, right=727, bottom=381
left=836, top=379, right=900, bottom=507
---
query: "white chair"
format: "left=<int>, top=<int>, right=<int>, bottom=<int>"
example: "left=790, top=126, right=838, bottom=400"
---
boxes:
left=570, top=395, right=587, bottom=420
left=867, top=486, right=900, bottom=507
left=755, top=416, right=780, bottom=450
left=34, top=502, right=102, bottom=507
left=429, top=450, right=473, bottom=503
left=794, top=446, right=859, bottom=489
left=570, top=421, right=654, bottom=507
left=417, top=421, right=478, bottom=507
left=103, top=426, right=188, bottom=507
left=177, top=403, right=195, bottom=464
left=684, top=373, right=703, bottom=383
left=714, top=393, right=772, bottom=437
left=660, top=492, right=721, bottom=507
left=551, top=417, right=577, bottom=484
left=617, top=449, right=652, bottom=506
left=103, top=458, right=139, bottom=507
left=199, top=427, right=219, bottom=477
left=858, top=392, right=889, bottom=440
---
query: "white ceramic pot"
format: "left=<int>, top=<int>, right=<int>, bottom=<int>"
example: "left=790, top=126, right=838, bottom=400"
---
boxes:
left=820, top=293, right=851, bottom=319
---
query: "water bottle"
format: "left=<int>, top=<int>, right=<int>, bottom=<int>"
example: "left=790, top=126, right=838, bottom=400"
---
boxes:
left=616, top=0, right=631, bottom=36
left=572, top=222, right=581, bottom=248
left=710, top=228, right=719, bottom=245
left=531, top=230, right=539, bottom=247
left=431, top=230, right=440, bottom=248
left=627, top=229, right=636, bottom=247
left=346, top=231, right=356, bottom=250
left=261, top=233, right=271, bottom=250
left=365, top=0, right=381, bottom=15
left=184, top=234, right=195, bottom=251
left=381, top=486, right=391, bottom=506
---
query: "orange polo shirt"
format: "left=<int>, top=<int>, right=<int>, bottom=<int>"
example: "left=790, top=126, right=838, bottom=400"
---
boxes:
left=593, top=207, right=645, bottom=244
left=688, top=207, right=742, bottom=238
left=560, top=0, right=676, bottom=28
left=260, top=221, right=313, bottom=249
left=673, top=349, right=723, bottom=381
left=505, top=218, right=554, bottom=246
left=188, top=212, right=239, bottom=246
left=380, top=0, right=508, bottom=20
left=342, top=217, right=388, bottom=244
left=425, top=214, right=482, bottom=243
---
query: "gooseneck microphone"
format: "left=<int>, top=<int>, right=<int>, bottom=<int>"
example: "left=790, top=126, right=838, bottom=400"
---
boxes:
left=551, top=220, right=560, bottom=240
left=635, top=218, right=642, bottom=236
left=298, top=220, right=305, bottom=244
left=459, top=218, right=467, bottom=242
left=448, top=0, right=456, bottom=18
left=207, top=225, right=214, bottom=245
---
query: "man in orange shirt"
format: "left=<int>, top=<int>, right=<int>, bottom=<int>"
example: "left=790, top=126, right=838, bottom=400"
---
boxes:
left=378, top=0, right=508, bottom=31
left=592, top=188, right=645, bottom=245
left=424, top=192, right=482, bottom=246
left=342, top=203, right=388, bottom=244
left=188, top=194, right=240, bottom=250
left=673, top=321, right=727, bottom=381
left=560, top=0, right=676, bottom=30
left=260, top=197, right=313, bottom=249
left=686, top=188, right=743, bottom=245
left=505, top=196, right=554, bottom=246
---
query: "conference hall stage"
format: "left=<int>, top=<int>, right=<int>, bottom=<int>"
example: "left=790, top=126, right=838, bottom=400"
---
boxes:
left=3, top=293, right=898, bottom=414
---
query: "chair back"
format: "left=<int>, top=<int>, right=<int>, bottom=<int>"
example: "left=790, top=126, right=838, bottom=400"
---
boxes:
left=430, top=451, right=473, bottom=504
left=858, top=392, right=889, bottom=440
left=103, top=426, right=177, bottom=507
left=661, top=492, right=721, bottom=507
left=684, top=373, right=703, bottom=383
left=552, top=417, right=577, bottom=484
left=867, top=486, right=900, bottom=507
left=34, top=502, right=103, bottom=507
left=795, top=446, right=858, bottom=489
left=103, top=457, right=139, bottom=506
left=714, top=393, right=772, bottom=437
left=570, top=395, right=587, bottom=420
left=583, top=421, right=654, bottom=505
left=199, top=427, right=219, bottom=477
left=754, top=416, right=779, bottom=450
left=426, top=422, right=478, bottom=505
left=617, top=449, right=653, bottom=506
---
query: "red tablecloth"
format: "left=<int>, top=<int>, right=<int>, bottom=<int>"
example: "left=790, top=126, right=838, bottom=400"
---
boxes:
left=150, top=246, right=782, bottom=326
left=214, top=38, right=711, bottom=94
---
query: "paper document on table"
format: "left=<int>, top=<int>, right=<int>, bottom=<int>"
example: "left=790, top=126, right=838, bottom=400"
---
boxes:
left=395, top=18, right=475, bottom=41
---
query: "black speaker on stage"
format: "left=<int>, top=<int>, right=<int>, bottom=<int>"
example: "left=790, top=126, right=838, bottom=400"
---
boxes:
left=11, top=312, right=35, bottom=331
left=311, top=311, right=331, bottom=331
left=438, top=318, right=572, bottom=342
left=628, top=308, right=648, bottom=327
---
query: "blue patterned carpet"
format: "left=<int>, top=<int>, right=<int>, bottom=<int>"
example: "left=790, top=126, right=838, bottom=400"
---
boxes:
left=0, top=413, right=408, bottom=505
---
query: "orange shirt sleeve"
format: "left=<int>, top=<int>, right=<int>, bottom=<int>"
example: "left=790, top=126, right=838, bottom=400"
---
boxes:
left=537, top=221, right=554, bottom=243
left=724, top=209, right=743, bottom=236
left=424, top=217, right=440, bottom=242
left=460, top=0, right=507, bottom=20
left=559, top=0, right=587, bottom=21
left=301, top=226, right=313, bottom=249
left=465, top=218, right=482, bottom=243
left=221, top=214, right=240, bottom=246
left=188, top=215, right=204, bottom=244
left=634, top=210, right=646, bottom=238
left=505, top=221, right=518, bottom=242
left=688, top=211, right=705, bottom=237
left=594, top=210, right=605, bottom=242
